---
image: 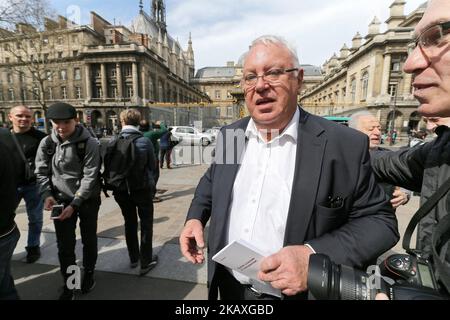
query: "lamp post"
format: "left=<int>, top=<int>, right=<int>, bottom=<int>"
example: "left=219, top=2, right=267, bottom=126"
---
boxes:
left=389, top=84, right=399, bottom=146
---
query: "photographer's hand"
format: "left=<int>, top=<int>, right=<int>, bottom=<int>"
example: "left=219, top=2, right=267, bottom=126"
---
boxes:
left=58, top=205, right=75, bottom=221
left=258, top=245, right=313, bottom=296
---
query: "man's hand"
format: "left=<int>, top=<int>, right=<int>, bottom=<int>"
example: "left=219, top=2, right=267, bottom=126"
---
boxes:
left=375, top=293, right=389, bottom=300
left=44, top=197, right=57, bottom=211
left=258, top=245, right=313, bottom=296
left=390, top=187, right=410, bottom=209
left=58, top=205, right=75, bottom=221
left=179, top=219, right=205, bottom=264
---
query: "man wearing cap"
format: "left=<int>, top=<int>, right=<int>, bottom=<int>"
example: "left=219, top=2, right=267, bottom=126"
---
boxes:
left=35, top=102, right=101, bottom=300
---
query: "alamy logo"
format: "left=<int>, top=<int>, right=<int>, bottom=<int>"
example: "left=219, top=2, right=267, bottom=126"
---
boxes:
left=66, top=265, right=81, bottom=290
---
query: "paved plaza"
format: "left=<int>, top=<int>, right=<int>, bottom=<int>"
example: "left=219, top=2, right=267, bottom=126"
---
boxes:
left=11, top=154, right=419, bottom=300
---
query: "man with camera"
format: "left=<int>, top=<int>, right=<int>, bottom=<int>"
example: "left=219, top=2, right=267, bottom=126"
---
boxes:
left=35, top=102, right=102, bottom=300
left=370, top=0, right=450, bottom=299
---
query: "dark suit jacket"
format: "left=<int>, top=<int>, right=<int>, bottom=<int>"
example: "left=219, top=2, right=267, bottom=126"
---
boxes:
left=186, top=108, right=399, bottom=300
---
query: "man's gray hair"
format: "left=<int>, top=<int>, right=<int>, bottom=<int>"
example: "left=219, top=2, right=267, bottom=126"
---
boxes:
left=348, top=111, right=376, bottom=129
left=242, top=35, right=300, bottom=69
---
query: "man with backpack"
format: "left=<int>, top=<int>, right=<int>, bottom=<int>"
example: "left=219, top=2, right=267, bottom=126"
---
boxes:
left=104, top=109, right=158, bottom=276
left=35, top=102, right=101, bottom=300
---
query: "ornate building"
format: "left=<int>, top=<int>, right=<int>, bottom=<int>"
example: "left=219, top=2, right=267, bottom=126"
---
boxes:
left=0, top=0, right=209, bottom=130
left=300, top=0, right=426, bottom=135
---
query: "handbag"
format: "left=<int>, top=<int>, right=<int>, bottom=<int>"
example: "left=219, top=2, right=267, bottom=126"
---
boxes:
left=11, top=132, right=35, bottom=182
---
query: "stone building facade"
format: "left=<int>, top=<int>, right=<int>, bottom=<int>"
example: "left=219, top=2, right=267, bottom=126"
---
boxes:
left=0, top=0, right=209, bottom=130
left=299, top=0, right=426, bottom=135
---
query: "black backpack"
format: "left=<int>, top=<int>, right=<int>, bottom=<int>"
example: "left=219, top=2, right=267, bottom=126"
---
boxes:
left=102, top=133, right=142, bottom=191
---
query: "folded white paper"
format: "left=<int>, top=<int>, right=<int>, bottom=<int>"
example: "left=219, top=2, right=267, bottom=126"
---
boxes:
left=212, top=239, right=281, bottom=298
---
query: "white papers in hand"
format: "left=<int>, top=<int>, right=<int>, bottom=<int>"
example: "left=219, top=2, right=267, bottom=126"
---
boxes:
left=212, top=239, right=281, bottom=298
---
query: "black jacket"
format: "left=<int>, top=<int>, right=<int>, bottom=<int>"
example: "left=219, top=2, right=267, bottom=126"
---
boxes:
left=0, top=140, right=17, bottom=236
left=372, top=126, right=450, bottom=257
left=187, top=108, right=399, bottom=300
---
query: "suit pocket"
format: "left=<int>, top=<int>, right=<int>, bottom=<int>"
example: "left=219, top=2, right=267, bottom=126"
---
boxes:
left=313, top=202, right=347, bottom=236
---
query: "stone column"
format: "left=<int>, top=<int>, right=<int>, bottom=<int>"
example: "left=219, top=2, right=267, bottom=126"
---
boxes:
left=380, top=53, right=391, bottom=96
left=116, top=63, right=123, bottom=99
left=141, top=66, right=147, bottom=101
left=101, top=63, right=108, bottom=99
left=85, top=64, right=92, bottom=102
left=132, top=62, right=139, bottom=101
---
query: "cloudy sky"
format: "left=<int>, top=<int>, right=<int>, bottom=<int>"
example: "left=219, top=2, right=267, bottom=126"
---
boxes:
left=48, top=0, right=426, bottom=71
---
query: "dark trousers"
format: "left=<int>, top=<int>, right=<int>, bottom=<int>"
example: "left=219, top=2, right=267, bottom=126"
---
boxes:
left=114, top=188, right=154, bottom=265
left=53, top=197, right=100, bottom=281
left=159, top=148, right=172, bottom=167
left=154, top=159, right=160, bottom=186
left=0, top=227, right=20, bottom=300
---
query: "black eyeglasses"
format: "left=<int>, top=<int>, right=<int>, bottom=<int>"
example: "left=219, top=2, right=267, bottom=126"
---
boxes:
left=408, top=20, right=450, bottom=56
left=242, top=68, right=298, bottom=87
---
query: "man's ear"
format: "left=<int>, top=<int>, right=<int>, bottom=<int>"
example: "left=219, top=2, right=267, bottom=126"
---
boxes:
left=297, top=68, right=304, bottom=86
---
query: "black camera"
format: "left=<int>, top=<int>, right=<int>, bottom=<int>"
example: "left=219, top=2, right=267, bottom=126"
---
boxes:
left=307, top=253, right=448, bottom=300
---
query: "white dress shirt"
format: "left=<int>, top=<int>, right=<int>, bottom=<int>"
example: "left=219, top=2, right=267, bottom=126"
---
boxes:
left=227, top=108, right=299, bottom=284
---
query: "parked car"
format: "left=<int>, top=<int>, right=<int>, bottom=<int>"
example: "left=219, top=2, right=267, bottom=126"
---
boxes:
left=205, top=127, right=221, bottom=139
left=170, top=126, right=215, bottom=146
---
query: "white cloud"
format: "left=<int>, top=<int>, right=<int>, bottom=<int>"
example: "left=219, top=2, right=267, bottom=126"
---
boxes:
left=166, top=0, right=426, bottom=70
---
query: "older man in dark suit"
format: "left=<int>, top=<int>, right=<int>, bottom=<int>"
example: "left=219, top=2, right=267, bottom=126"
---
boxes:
left=180, top=35, right=399, bottom=300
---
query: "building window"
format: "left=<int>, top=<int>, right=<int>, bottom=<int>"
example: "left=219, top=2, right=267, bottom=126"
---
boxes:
left=75, top=86, right=82, bottom=99
left=72, top=35, right=78, bottom=43
left=43, top=53, right=49, bottom=62
left=8, top=88, right=15, bottom=101
left=4, top=44, right=9, bottom=50
left=94, top=68, right=101, bottom=78
left=42, top=37, right=49, bottom=46
left=111, top=68, right=116, bottom=78
left=111, top=86, right=118, bottom=98
left=227, top=107, right=233, bottom=117
left=58, top=52, right=63, bottom=59
left=391, top=61, right=401, bottom=72
left=57, top=36, right=63, bottom=45
left=389, top=84, right=398, bottom=98
left=21, top=89, right=27, bottom=101
left=124, top=65, right=132, bottom=77
left=5, top=57, right=10, bottom=64
left=33, top=87, right=39, bottom=99
left=46, top=71, right=52, bottom=82
left=73, top=50, right=78, bottom=57
left=60, top=70, right=67, bottom=81
left=216, top=107, right=221, bottom=117
left=96, top=87, right=103, bottom=98
left=361, top=72, right=369, bottom=101
left=7, top=73, right=13, bottom=84
left=20, top=72, right=26, bottom=83
left=74, top=68, right=81, bottom=80
left=125, top=86, right=133, bottom=98
left=350, top=78, right=356, bottom=103
left=215, top=90, right=221, bottom=99
left=61, top=86, right=67, bottom=100
left=0, top=91, right=3, bottom=101
left=47, top=88, right=53, bottom=100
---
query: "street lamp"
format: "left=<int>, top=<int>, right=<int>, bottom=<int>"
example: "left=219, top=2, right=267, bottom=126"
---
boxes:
left=389, top=84, right=399, bottom=146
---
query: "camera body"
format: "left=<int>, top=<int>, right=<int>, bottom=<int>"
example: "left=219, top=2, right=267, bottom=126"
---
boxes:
left=308, top=252, right=447, bottom=300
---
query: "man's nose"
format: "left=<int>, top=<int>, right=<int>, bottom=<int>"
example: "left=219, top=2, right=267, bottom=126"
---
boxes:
left=255, top=76, right=270, bottom=93
left=404, top=46, right=430, bottom=74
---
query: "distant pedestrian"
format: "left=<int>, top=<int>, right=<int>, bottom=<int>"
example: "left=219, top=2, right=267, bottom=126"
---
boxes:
left=113, top=109, right=158, bottom=276
left=159, top=128, right=176, bottom=169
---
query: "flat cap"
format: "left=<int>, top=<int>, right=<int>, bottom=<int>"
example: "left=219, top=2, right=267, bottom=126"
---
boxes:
left=47, top=102, right=77, bottom=120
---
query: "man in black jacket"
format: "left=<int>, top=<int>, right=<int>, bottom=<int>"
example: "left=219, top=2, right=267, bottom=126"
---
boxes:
left=0, top=140, right=20, bottom=300
left=6, top=106, right=46, bottom=263
left=372, top=0, right=450, bottom=296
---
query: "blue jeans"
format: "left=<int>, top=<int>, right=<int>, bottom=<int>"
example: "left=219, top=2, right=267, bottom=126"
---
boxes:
left=16, top=183, right=43, bottom=248
left=0, top=227, right=20, bottom=300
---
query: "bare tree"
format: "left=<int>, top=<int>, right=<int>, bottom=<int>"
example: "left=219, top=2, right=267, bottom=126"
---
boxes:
left=1, top=0, right=58, bottom=132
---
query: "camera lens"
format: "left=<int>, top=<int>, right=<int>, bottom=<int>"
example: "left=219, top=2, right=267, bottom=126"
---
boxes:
left=308, top=254, right=372, bottom=300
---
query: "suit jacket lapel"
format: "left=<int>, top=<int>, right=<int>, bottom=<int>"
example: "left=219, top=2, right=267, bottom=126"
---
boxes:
left=212, top=119, right=249, bottom=251
left=284, top=109, right=327, bottom=245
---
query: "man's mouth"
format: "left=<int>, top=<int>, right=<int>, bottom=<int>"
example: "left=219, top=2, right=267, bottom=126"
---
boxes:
left=256, top=98, right=276, bottom=106
left=413, top=82, right=437, bottom=93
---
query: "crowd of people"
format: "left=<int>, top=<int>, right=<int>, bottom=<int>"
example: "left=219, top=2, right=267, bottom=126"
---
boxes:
left=1, top=0, right=450, bottom=301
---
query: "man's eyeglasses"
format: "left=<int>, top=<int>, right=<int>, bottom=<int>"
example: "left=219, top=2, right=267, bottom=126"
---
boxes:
left=242, top=68, right=298, bottom=87
left=408, top=20, right=450, bottom=56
